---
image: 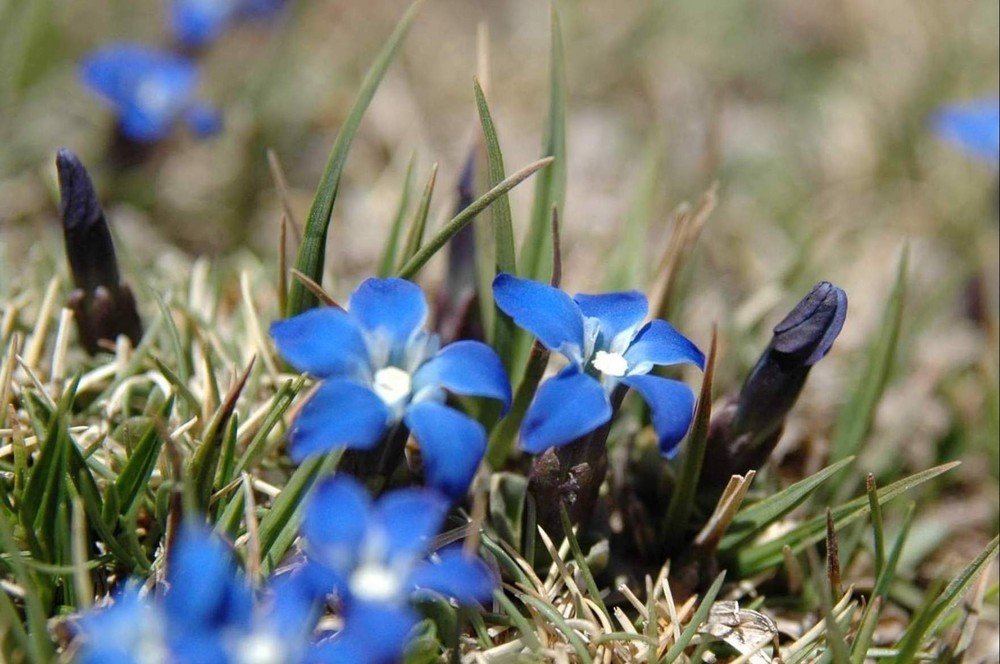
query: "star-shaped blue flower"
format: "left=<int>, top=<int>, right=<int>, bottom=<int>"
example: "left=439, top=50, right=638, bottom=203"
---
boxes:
left=301, top=476, right=496, bottom=664
left=80, top=44, right=222, bottom=142
left=270, top=277, right=512, bottom=499
left=75, top=523, right=318, bottom=664
left=492, top=273, right=705, bottom=457
left=931, top=97, right=1000, bottom=167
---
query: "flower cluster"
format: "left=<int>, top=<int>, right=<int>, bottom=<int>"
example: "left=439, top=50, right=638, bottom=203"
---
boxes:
left=79, top=0, right=284, bottom=142
left=493, top=273, right=705, bottom=457
left=271, top=277, right=511, bottom=499
left=75, top=478, right=495, bottom=664
left=75, top=523, right=317, bottom=664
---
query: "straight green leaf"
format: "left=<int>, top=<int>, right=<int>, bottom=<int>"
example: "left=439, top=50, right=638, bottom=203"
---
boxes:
left=474, top=78, right=517, bottom=370
left=736, top=462, right=958, bottom=575
left=0, top=507, right=54, bottom=661
left=894, top=535, right=999, bottom=662
left=378, top=153, right=417, bottom=277
left=719, top=456, right=855, bottom=552
left=287, top=0, right=424, bottom=315
left=396, top=157, right=554, bottom=280
left=397, top=164, right=438, bottom=270
left=114, top=397, right=173, bottom=515
left=520, top=5, right=567, bottom=284
left=234, top=376, right=305, bottom=475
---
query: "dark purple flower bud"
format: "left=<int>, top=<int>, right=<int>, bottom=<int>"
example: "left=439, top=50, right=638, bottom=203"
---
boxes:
left=57, top=149, right=142, bottom=354
left=701, top=282, right=847, bottom=485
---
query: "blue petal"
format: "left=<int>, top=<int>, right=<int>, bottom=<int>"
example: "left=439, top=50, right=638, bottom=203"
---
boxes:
left=270, top=307, right=370, bottom=378
left=290, top=379, right=390, bottom=460
left=333, top=600, right=420, bottom=664
left=302, top=476, right=372, bottom=575
left=404, top=402, right=486, bottom=500
left=408, top=548, right=496, bottom=605
left=931, top=97, right=1000, bottom=165
left=164, top=523, right=249, bottom=630
left=412, top=341, right=512, bottom=413
left=573, top=291, right=648, bottom=350
left=520, top=369, right=612, bottom=453
left=492, top=273, right=585, bottom=363
left=623, top=320, right=705, bottom=374
left=170, top=0, right=236, bottom=46
left=372, top=488, right=448, bottom=562
left=183, top=101, right=223, bottom=137
left=265, top=571, right=321, bottom=639
left=623, top=374, right=696, bottom=459
left=348, top=278, right=428, bottom=350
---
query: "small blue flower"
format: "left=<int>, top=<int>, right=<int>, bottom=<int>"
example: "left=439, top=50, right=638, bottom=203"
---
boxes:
left=931, top=97, right=1000, bottom=166
left=75, top=522, right=319, bottom=664
left=80, top=44, right=222, bottom=142
left=270, top=278, right=512, bottom=499
left=492, top=273, right=705, bottom=457
left=171, top=0, right=285, bottom=46
left=301, top=476, right=496, bottom=664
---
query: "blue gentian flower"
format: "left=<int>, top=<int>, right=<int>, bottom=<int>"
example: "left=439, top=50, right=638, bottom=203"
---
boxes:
left=931, top=97, right=1000, bottom=166
left=80, top=44, right=222, bottom=142
left=171, top=0, right=285, bottom=46
left=75, top=522, right=319, bottom=664
left=492, top=273, right=705, bottom=457
left=301, top=476, right=496, bottom=664
left=270, top=278, right=512, bottom=499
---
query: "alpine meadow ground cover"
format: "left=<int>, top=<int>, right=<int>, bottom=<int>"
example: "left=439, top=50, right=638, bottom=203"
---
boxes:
left=0, top=0, right=998, bottom=662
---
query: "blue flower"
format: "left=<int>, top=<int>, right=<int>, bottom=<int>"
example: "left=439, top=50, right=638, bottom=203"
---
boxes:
left=80, top=44, right=222, bottom=142
left=75, top=522, right=319, bottom=664
left=931, top=97, right=1000, bottom=166
left=301, top=476, right=496, bottom=664
left=270, top=278, right=512, bottom=499
left=492, top=273, right=705, bottom=457
left=170, top=0, right=285, bottom=47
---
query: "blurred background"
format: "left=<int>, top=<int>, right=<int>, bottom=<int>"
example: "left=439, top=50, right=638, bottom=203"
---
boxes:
left=0, top=0, right=997, bottom=562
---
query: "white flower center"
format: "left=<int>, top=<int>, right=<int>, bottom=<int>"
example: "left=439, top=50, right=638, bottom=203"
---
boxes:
left=350, top=562, right=404, bottom=603
left=234, top=633, right=285, bottom=664
left=373, top=366, right=412, bottom=406
left=592, top=350, right=628, bottom=377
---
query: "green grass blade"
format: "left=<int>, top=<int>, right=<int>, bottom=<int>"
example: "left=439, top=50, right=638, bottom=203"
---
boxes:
left=519, top=593, right=594, bottom=664
left=474, top=78, right=518, bottom=370
left=0, top=509, right=54, bottom=661
left=396, top=157, right=553, bottom=280
left=606, top=139, right=661, bottom=290
left=485, top=341, right=550, bottom=468
left=258, top=450, right=342, bottom=575
left=894, top=535, right=999, bottom=662
left=286, top=0, right=424, bottom=316
left=114, top=397, right=173, bottom=515
left=736, top=462, right=958, bottom=575
left=378, top=153, right=417, bottom=277
left=829, top=247, right=907, bottom=465
left=662, top=331, right=717, bottom=545
left=398, top=164, right=438, bottom=270
left=661, top=571, right=726, bottom=662
left=234, top=376, right=305, bottom=474
left=520, top=4, right=567, bottom=284
left=719, top=456, right=855, bottom=552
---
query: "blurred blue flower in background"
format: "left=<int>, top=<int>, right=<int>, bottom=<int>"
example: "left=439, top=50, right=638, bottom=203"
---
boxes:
left=931, top=97, right=1000, bottom=167
left=493, top=273, right=704, bottom=457
left=302, top=476, right=496, bottom=664
left=75, top=522, right=318, bottom=664
left=80, top=44, right=222, bottom=142
left=171, top=0, right=285, bottom=47
left=270, top=278, right=511, bottom=499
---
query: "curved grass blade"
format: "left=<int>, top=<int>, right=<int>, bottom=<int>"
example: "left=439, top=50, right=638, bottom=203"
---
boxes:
left=662, top=571, right=726, bottom=662
left=114, top=396, right=173, bottom=515
left=398, top=164, right=438, bottom=270
left=396, top=157, right=553, bottom=279
left=286, top=0, right=424, bottom=316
